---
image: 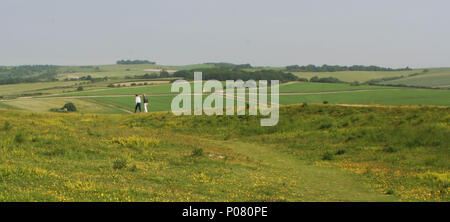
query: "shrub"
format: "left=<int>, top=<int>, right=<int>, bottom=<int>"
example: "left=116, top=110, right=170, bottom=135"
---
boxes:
left=350, top=81, right=360, bottom=86
left=192, top=148, right=204, bottom=157
left=129, top=164, right=138, bottom=172
left=14, top=132, right=26, bottom=143
left=323, top=101, right=329, bottom=104
left=130, top=83, right=137, bottom=86
left=386, top=189, right=395, bottom=195
left=319, top=121, right=333, bottom=129
left=63, top=102, right=77, bottom=112
left=335, top=149, right=346, bottom=155
left=383, top=145, right=397, bottom=153
left=2, top=121, right=11, bottom=131
left=322, top=151, right=334, bottom=160
left=77, top=86, right=83, bottom=91
left=112, top=159, right=127, bottom=170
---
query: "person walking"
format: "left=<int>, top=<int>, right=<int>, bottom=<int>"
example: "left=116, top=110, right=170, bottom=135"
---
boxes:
left=135, top=94, right=141, bottom=113
left=143, top=94, right=149, bottom=113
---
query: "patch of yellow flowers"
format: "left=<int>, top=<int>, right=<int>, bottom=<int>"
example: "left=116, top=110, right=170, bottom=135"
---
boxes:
left=107, top=136, right=160, bottom=148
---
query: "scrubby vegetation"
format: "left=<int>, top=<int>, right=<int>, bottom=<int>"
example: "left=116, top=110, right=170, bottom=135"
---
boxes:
left=286, top=64, right=411, bottom=72
left=0, top=65, right=59, bottom=85
left=49, top=102, right=77, bottom=113
left=0, top=104, right=448, bottom=201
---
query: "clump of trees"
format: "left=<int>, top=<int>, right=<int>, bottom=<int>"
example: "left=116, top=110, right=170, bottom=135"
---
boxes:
left=78, top=75, right=108, bottom=83
left=116, top=60, right=156, bottom=65
left=0, top=65, right=59, bottom=85
left=204, top=62, right=252, bottom=69
left=310, top=76, right=344, bottom=83
left=173, top=68, right=298, bottom=82
left=50, top=102, right=77, bottom=113
left=286, top=64, right=411, bottom=72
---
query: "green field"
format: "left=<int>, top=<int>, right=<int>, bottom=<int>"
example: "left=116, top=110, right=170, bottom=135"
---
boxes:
left=292, top=70, right=422, bottom=83
left=0, top=81, right=83, bottom=97
left=85, top=96, right=176, bottom=112
left=280, top=89, right=450, bottom=106
left=56, top=63, right=215, bottom=79
left=55, top=84, right=175, bottom=97
left=380, top=68, right=450, bottom=88
left=279, top=82, right=394, bottom=93
left=0, top=104, right=448, bottom=201
left=2, top=81, right=449, bottom=114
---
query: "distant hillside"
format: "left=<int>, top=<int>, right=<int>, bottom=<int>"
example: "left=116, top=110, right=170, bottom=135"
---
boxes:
left=377, top=68, right=450, bottom=89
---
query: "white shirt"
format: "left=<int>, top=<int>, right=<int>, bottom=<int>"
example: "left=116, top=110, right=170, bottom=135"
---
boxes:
left=136, top=96, right=141, bottom=104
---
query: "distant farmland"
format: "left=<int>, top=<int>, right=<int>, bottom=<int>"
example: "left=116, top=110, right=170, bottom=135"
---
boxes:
left=379, top=68, right=450, bottom=88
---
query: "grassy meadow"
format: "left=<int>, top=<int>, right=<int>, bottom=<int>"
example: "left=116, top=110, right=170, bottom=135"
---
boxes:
left=0, top=104, right=448, bottom=201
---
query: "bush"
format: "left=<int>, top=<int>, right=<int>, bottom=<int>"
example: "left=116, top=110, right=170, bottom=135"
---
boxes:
left=192, top=148, right=204, bottom=157
left=2, top=121, right=11, bottom=131
left=129, top=164, right=138, bottom=172
left=350, top=81, right=360, bottom=86
left=335, top=149, right=346, bottom=155
left=322, top=151, right=334, bottom=161
left=319, top=121, right=333, bottom=129
left=386, top=189, right=395, bottom=195
left=14, top=132, right=26, bottom=143
left=383, top=146, right=397, bottom=153
left=63, top=103, right=77, bottom=112
left=323, top=101, right=329, bottom=104
left=77, top=86, right=83, bottom=91
left=112, top=159, right=127, bottom=170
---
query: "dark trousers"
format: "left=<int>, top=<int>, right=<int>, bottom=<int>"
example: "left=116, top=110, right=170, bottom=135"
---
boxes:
left=135, top=103, right=141, bottom=113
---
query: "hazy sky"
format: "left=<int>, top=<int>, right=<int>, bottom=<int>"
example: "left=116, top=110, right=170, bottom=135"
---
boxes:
left=1, top=0, right=449, bottom=68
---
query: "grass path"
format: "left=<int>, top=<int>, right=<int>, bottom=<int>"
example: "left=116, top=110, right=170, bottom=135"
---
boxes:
left=160, top=130, right=397, bottom=201
left=200, top=138, right=397, bottom=201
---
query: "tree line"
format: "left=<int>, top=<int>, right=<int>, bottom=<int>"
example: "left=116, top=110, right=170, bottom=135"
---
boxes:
left=173, top=68, right=298, bottom=82
left=204, top=62, right=253, bottom=69
left=0, top=65, right=58, bottom=85
left=116, top=60, right=156, bottom=65
left=286, top=64, right=411, bottom=72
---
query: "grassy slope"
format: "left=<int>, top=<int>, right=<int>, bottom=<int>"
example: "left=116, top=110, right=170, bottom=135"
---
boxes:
left=56, top=63, right=215, bottom=79
left=0, top=81, right=83, bottom=97
left=56, top=84, right=175, bottom=97
left=0, top=104, right=448, bottom=201
left=380, top=69, right=450, bottom=88
left=2, top=98, right=125, bottom=114
left=292, top=70, right=422, bottom=83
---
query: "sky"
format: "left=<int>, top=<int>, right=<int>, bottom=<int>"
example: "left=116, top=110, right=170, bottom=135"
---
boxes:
left=1, top=0, right=449, bottom=68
